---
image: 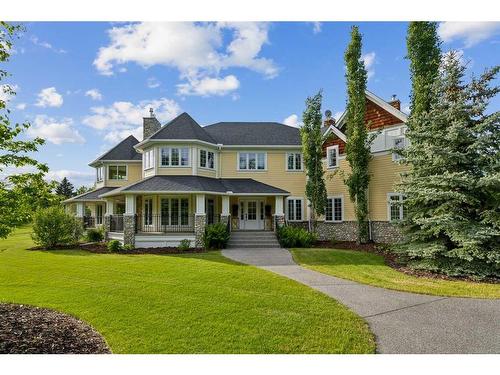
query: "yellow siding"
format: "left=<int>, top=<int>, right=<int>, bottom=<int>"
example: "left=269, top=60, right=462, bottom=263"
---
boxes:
left=197, top=168, right=217, bottom=178
left=324, top=158, right=356, bottom=220
left=156, top=167, right=193, bottom=176
left=220, top=150, right=306, bottom=197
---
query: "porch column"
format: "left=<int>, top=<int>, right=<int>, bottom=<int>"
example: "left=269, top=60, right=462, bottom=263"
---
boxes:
left=194, top=194, right=206, bottom=247
left=274, top=196, right=285, bottom=231
left=220, top=195, right=231, bottom=231
left=123, top=194, right=136, bottom=247
left=103, top=199, right=114, bottom=241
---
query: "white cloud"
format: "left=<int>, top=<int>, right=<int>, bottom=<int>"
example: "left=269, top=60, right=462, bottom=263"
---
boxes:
left=283, top=114, right=302, bottom=128
left=16, top=103, right=27, bottom=110
left=85, top=89, right=103, bottom=101
left=27, top=115, right=85, bottom=145
left=30, top=35, right=67, bottom=54
left=0, top=84, right=19, bottom=103
left=177, top=75, right=240, bottom=96
left=312, top=22, right=322, bottom=34
left=361, top=52, right=376, bottom=80
left=82, top=97, right=181, bottom=142
left=45, top=169, right=94, bottom=185
left=94, top=22, right=277, bottom=96
left=438, top=22, right=500, bottom=48
left=35, top=87, right=63, bottom=108
left=147, top=77, right=161, bottom=88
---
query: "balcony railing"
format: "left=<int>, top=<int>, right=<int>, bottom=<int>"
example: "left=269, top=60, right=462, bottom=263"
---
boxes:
left=136, top=214, right=195, bottom=233
left=110, top=215, right=124, bottom=232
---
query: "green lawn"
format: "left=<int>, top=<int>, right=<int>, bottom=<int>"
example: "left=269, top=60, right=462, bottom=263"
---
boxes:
left=0, top=227, right=375, bottom=354
left=292, top=248, right=500, bottom=299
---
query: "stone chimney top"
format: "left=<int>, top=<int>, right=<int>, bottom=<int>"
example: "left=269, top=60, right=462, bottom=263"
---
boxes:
left=143, top=108, right=161, bottom=139
left=388, top=95, right=401, bottom=111
left=323, top=109, right=336, bottom=128
left=149, top=107, right=155, bottom=117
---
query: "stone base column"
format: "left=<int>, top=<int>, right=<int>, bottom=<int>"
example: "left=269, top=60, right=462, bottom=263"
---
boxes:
left=273, top=214, right=285, bottom=232
left=123, top=214, right=136, bottom=247
left=220, top=214, right=230, bottom=231
left=104, top=215, right=111, bottom=241
left=194, top=214, right=206, bottom=248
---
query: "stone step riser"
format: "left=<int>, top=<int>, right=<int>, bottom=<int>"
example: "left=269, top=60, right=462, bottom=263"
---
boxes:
left=227, top=245, right=281, bottom=249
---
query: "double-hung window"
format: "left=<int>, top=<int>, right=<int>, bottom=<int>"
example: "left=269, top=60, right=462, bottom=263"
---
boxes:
left=327, top=145, right=339, bottom=168
left=388, top=193, right=406, bottom=221
left=238, top=152, right=266, bottom=170
left=286, top=198, right=303, bottom=221
left=96, top=166, right=103, bottom=182
left=199, top=149, right=215, bottom=169
left=160, top=198, right=190, bottom=226
left=287, top=152, right=302, bottom=171
left=143, top=149, right=155, bottom=170
left=108, top=165, right=127, bottom=180
left=161, top=147, right=190, bottom=167
left=325, top=196, right=343, bottom=222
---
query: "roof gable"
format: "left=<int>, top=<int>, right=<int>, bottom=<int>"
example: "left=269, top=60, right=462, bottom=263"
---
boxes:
left=90, top=135, right=140, bottom=165
left=204, top=122, right=301, bottom=145
left=149, top=112, right=216, bottom=143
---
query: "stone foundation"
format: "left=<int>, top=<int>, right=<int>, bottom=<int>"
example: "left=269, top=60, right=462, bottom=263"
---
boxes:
left=273, top=214, right=285, bottom=232
left=123, top=214, right=136, bottom=247
left=220, top=214, right=230, bottom=230
left=194, top=214, right=206, bottom=247
left=103, top=215, right=111, bottom=241
left=289, top=220, right=404, bottom=244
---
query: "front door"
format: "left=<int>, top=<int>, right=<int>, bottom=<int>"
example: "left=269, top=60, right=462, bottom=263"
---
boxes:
left=239, top=199, right=264, bottom=230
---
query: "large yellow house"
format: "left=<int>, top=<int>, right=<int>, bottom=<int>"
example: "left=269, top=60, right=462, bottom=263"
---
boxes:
left=64, top=90, right=408, bottom=247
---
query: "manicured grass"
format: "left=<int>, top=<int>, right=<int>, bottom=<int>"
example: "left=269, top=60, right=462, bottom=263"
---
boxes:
left=291, top=248, right=500, bottom=299
left=0, top=227, right=375, bottom=354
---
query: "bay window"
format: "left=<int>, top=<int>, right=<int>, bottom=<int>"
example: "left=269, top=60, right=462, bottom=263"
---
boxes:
left=143, top=149, right=155, bottom=170
left=96, top=166, right=103, bottom=182
left=200, top=149, right=215, bottom=169
left=161, top=147, right=190, bottom=167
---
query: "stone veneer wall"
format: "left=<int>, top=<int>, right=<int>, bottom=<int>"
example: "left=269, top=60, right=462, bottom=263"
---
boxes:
left=288, top=220, right=404, bottom=244
left=123, top=214, right=136, bottom=246
left=273, top=215, right=285, bottom=232
left=103, top=215, right=111, bottom=241
left=194, top=214, right=206, bottom=247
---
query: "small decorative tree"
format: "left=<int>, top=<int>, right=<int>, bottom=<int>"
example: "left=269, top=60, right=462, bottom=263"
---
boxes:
left=55, top=177, right=75, bottom=199
left=300, top=90, right=328, bottom=230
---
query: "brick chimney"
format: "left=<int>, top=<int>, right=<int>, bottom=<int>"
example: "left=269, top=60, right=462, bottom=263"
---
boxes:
left=388, top=94, right=401, bottom=110
left=143, top=108, right=161, bottom=139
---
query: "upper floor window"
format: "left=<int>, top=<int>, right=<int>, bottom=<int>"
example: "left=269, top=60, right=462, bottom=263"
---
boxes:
left=392, top=136, right=406, bottom=161
left=108, top=165, right=127, bottom=180
left=286, top=198, right=303, bottom=221
left=200, top=149, right=215, bottom=169
left=238, top=152, right=266, bottom=170
left=325, top=196, right=343, bottom=222
left=143, top=149, right=155, bottom=170
left=287, top=152, right=302, bottom=171
left=161, top=147, right=190, bottom=167
left=388, top=193, right=406, bottom=221
left=327, top=145, right=339, bottom=168
left=96, top=166, right=103, bottom=182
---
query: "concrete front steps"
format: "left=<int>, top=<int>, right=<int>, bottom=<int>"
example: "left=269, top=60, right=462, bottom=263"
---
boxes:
left=227, top=230, right=281, bottom=249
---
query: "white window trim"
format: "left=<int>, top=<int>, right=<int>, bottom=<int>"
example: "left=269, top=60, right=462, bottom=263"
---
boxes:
left=286, top=197, right=303, bottom=222
left=143, top=149, right=155, bottom=171
left=108, top=164, right=128, bottom=181
left=391, top=136, right=406, bottom=162
left=199, top=148, right=215, bottom=170
left=159, top=147, right=191, bottom=168
left=326, top=145, right=339, bottom=169
left=286, top=152, right=303, bottom=171
left=237, top=152, right=268, bottom=171
left=325, top=195, right=344, bottom=223
left=96, top=166, right=104, bottom=182
left=387, top=193, right=405, bottom=222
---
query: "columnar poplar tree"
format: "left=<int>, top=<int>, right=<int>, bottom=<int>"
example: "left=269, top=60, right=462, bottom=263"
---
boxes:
left=301, top=90, right=327, bottom=228
left=406, top=22, right=441, bottom=119
left=396, top=51, right=500, bottom=279
left=343, top=26, right=371, bottom=244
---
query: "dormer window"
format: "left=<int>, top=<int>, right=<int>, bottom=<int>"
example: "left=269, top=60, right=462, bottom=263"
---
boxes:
left=108, top=165, right=127, bottom=180
left=161, top=147, right=190, bottom=167
left=327, top=145, right=339, bottom=168
left=96, top=166, right=103, bottom=182
left=200, top=149, right=215, bottom=169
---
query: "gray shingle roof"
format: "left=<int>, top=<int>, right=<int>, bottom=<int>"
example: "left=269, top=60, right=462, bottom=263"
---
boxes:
left=102, top=176, right=289, bottom=196
left=149, top=112, right=217, bottom=143
left=203, top=122, right=301, bottom=145
left=93, top=135, right=141, bottom=163
left=63, top=187, right=118, bottom=202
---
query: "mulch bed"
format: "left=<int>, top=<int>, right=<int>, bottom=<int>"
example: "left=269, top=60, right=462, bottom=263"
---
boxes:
left=312, top=240, right=499, bottom=284
left=28, top=243, right=205, bottom=255
left=0, top=303, right=111, bottom=354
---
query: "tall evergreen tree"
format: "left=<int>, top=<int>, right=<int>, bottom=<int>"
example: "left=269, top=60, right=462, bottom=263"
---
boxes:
left=301, top=90, right=328, bottom=226
left=343, top=26, right=371, bottom=244
left=396, top=51, right=500, bottom=279
left=56, top=177, right=74, bottom=199
left=406, top=22, right=441, bottom=119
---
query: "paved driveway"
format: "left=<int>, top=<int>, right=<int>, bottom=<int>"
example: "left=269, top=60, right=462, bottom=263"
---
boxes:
left=221, top=247, right=500, bottom=354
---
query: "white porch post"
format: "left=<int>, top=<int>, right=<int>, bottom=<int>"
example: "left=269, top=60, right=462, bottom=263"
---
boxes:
left=194, top=194, right=206, bottom=247
left=274, top=195, right=285, bottom=231
left=75, top=202, right=84, bottom=218
left=196, top=194, right=206, bottom=214
left=222, top=196, right=230, bottom=215
left=125, top=194, right=136, bottom=215
left=105, top=199, right=114, bottom=215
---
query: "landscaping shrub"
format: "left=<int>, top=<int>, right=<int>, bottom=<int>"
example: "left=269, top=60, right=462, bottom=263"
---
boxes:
left=107, top=240, right=122, bottom=252
left=178, top=239, right=191, bottom=251
left=85, top=228, right=104, bottom=243
left=123, top=244, right=134, bottom=251
left=202, top=223, right=230, bottom=250
left=277, top=225, right=316, bottom=248
left=32, top=206, right=84, bottom=249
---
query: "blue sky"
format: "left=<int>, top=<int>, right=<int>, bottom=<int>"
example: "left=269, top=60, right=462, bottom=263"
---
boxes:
left=2, top=21, right=499, bottom=187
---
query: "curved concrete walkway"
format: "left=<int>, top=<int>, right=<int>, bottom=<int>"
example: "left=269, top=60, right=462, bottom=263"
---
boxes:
left=221, top=247, right=500, bottom=354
